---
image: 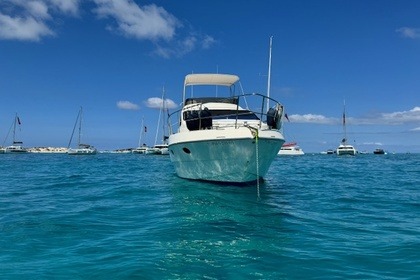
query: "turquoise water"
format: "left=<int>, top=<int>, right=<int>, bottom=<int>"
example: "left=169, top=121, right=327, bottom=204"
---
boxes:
left=1, top=153, right=419, bottom=279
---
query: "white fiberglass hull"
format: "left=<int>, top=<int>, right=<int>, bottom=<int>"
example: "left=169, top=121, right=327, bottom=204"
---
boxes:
left=68, top=148, right=97, bottom=155
left=336, top=144, right=356, bottom=156
left=169, top=128, right=284, bottom=183
left=278, top=146, right=304, bottom=156
left=3, top=145, right=27, bottom=153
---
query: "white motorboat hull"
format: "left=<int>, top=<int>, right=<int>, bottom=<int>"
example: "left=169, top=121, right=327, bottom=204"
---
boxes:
left=169, top=128, right=284, bottom=183
left=278, top=143, right=304, bottom=156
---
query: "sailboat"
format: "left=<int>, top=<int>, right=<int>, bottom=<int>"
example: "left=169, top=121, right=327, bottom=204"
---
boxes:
left=336, top=101, right=357, bottom=156
left=1, top=114, right=27, bottom=153
left=67, top=107, right=97, bottom=155
left=132, top=117, right=154, bottom=154
left=151, top=86, right=169, bottom=155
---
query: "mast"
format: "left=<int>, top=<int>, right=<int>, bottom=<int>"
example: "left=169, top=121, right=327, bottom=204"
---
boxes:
left=154, top=86, right=165, bottom=146
left=138, top=116, right=144, bottom=147
left=342, top=100, right=347, bottom=145
left=78, top=107, right=83, bottom=147
left=12, top=113, right=17, bottom=143
left=68, top=108, right=80, bottom=149
left=266, top=36, right=273, bottom=110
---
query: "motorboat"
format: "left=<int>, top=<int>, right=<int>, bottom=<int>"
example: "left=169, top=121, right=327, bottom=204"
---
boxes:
left=373, top=148, right=386, bottom=155
left=167, top=73, right=285, bottom=183
left=278, top=142, right=304, bottom=156
left=322, top=149, right=335, bottom=155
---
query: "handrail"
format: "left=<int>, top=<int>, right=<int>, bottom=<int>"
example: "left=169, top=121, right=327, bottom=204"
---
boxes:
left=167, top=92, right=283, bottom=135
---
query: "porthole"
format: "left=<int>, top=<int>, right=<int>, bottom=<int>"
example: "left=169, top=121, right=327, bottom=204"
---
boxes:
left=182, top=147, right=191, bottom=154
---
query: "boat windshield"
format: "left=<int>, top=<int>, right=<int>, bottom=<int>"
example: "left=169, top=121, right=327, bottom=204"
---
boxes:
left=209, top=109, right=259, bottom=120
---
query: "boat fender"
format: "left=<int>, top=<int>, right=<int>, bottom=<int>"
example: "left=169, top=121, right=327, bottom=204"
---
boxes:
left=200, top=107, right=212, bottom=129
left=185, top=110, right=200, bottom=131
left=266, top=105, right=283, bottom=129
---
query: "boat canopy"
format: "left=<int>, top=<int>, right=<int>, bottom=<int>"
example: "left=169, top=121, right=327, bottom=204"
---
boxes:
left=184, top=74, right=240, bottom=87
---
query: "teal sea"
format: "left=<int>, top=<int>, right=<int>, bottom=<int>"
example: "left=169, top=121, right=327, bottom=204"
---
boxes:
left=1, top=153, right=419, bottom=279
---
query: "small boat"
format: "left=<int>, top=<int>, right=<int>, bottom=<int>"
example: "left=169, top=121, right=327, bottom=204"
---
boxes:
left=278, top=142, right=304, bottom=156
left=167, top=73, right=285, bottom=183
left=132, top=144, right=155, bottom=154
left=152, top=143, right=169, bottom=155
left=336, top=101, right=356, bottom=156
left=373, top=148, right=386, bottom=155
left=151, top=87, right=170, bottom=155
left=2, top=114, right=28, bottom=153
left=132, top=117, right=155, bottom=154
left=67, top=107, right=97, bottom=155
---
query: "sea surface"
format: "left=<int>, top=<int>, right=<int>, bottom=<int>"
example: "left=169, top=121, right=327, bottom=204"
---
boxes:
left=0, top=153, right=419, bottom=279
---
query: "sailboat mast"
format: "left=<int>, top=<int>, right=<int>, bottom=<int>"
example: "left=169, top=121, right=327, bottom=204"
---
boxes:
left=154, top=86, right=165, bottom=146
left=78, top=107, right=82, bottom=146
left=138, top=116, right=144, bottom=147
left=266, top=36, right=273, bottom=110
left=342, top=100, right=347, bottom=145
left=162, top=86, right=168, bottom=143
left=12, top=113, right=17, bottom=143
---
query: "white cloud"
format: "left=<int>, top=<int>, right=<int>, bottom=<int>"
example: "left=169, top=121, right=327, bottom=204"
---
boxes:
left=379, top=107, right=420, bottom=124
left=0, top=0, right=215, bottom=57
left=396, top=27, right=420, bottom=39
left=0, top=0, right=80, bottom=41
left=27, top=1, right=50, bottom=19
left=49, top=0, right=80, bottom=15
left=92, top=0, right=215, bottom=57
left=410, top=127, right=420, bottom=131
left=287, top=113, right=337, bottom=124
left=117, top=100, right=139, bottom=110
left=93, top=0, right=180, bottom=41
left=288, top=107, right=420, bottom=126
left=363, top=142, right=383, bottom=146
left=145, top=97, right=177, bottom=109
left=0, top=14, right=54, bottom=41
left=202, top=35, right=216, bottom=49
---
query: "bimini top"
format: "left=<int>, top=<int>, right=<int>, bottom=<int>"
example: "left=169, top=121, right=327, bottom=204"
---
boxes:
left=184, top=74, right=240, bottom=87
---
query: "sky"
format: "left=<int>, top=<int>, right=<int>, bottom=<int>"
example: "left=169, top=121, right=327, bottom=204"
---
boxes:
left=0, top=0, right=419, bottom=153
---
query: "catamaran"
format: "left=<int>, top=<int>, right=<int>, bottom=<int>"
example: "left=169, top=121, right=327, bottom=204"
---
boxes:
left=67, top=107, right=97, bottom=155
left=1, top=113, right=27, bottom=153
left=336, top=101, right=357, bottom=156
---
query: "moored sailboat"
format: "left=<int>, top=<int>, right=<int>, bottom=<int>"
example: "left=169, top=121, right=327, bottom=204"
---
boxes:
left=1, top=113, right=27, bottom=153
left=151, top=86, right=170, bottom=155
left=132, top=117, right=155, bottom=154
left=67, top=107, right=97, bottom=155
left=336, top=101, right=356, bottom=156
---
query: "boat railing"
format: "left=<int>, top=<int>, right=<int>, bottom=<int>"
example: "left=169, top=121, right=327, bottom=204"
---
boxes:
left=167, top=93, right=283, bottom=134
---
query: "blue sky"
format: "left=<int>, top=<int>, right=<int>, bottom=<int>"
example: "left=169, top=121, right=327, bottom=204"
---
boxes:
left=0, top=0, right=419, bottom=153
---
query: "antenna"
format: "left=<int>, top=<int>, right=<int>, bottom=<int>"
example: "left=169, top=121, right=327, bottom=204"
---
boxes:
left=266, top=36, right=273, bottom=110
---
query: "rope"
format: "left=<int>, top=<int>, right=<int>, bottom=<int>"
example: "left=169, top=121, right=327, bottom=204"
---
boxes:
left=255, top=130, right=260, bottom=200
